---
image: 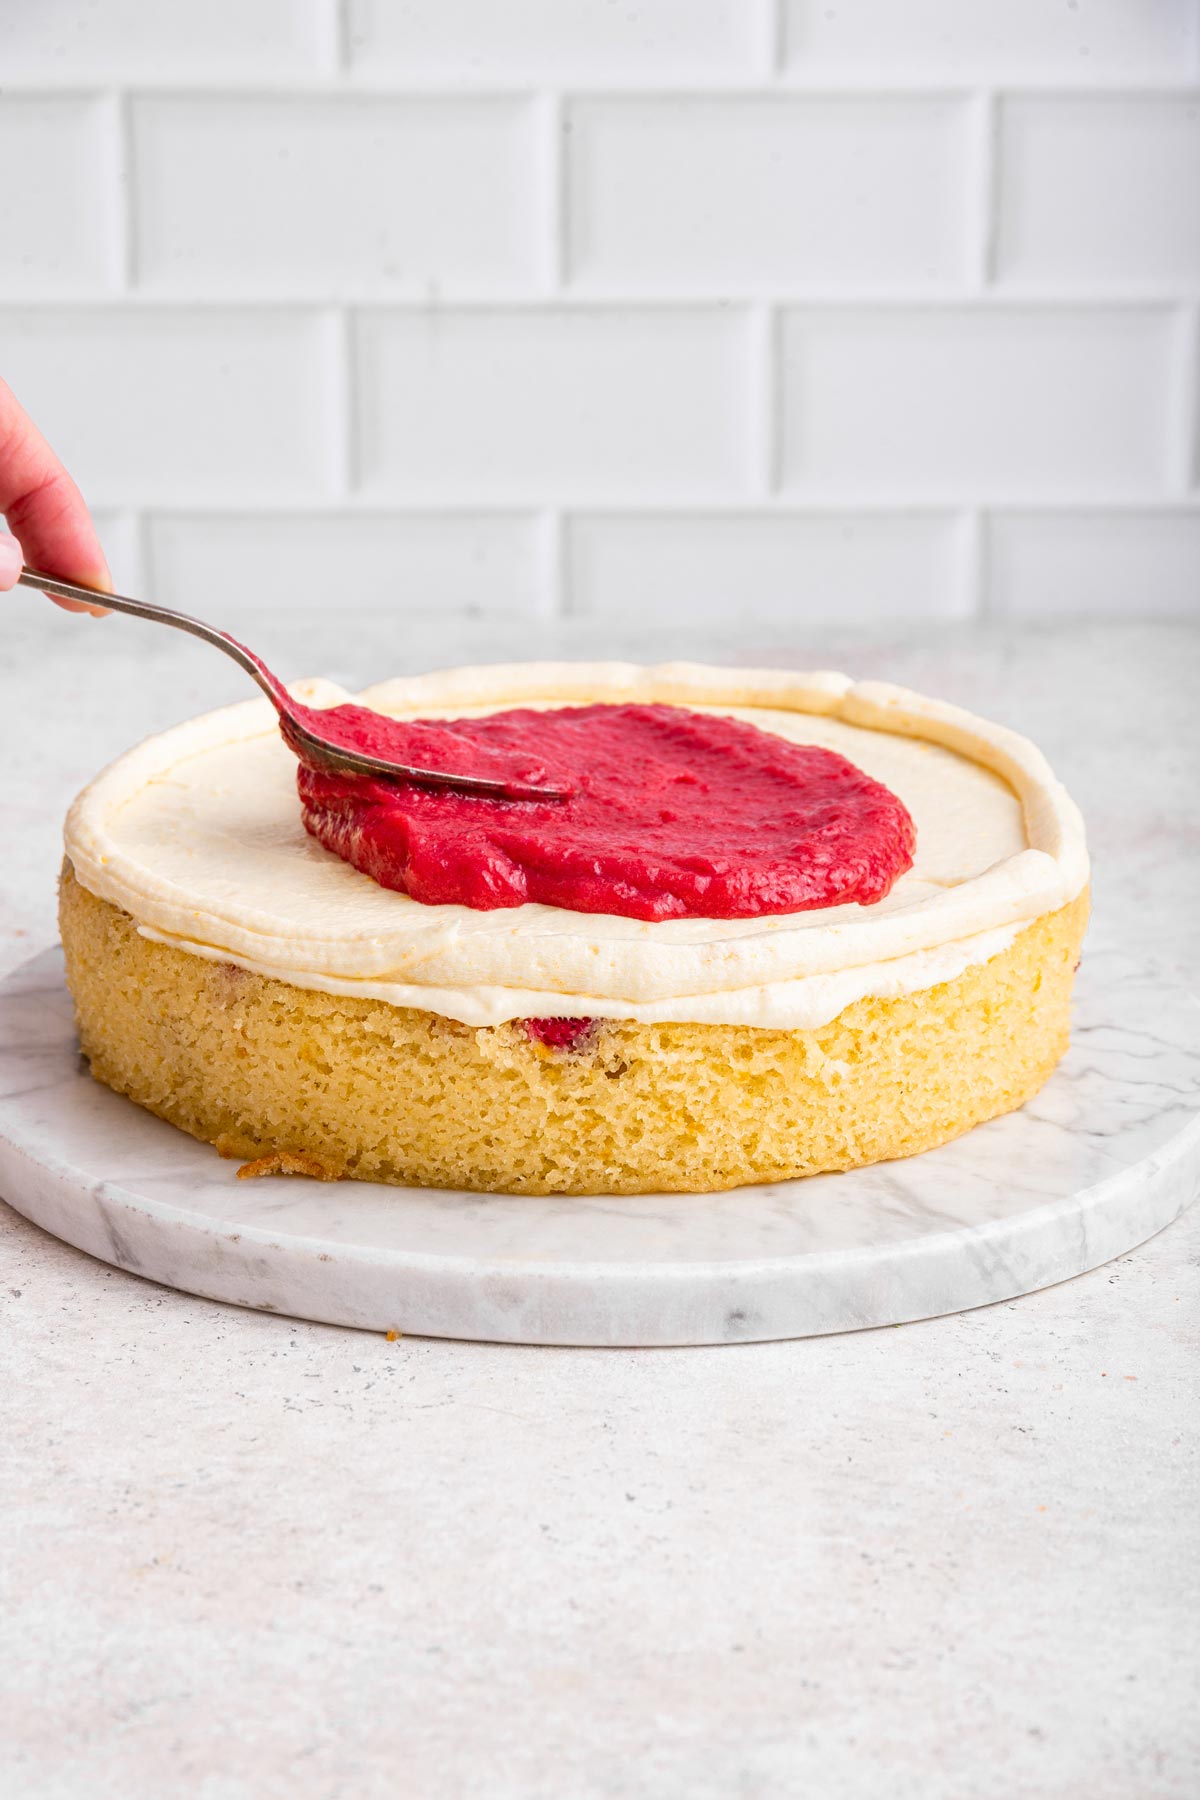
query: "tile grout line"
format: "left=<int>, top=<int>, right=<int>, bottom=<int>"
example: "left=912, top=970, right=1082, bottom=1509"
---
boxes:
left=60, top=496, right=1200, bottom=519
left=325, top=0, right=351, bottom=77
left=966, top=89, right=999, bottom=291
left=325, top=309, right=357, bottom=498
left=132, top=508, right=152, bottom=597
left=748, top=304, right=780, bottom=499
left=756, top=0, right=785, bottom=78
left=1169, top=303, right=1200, bottom=496
left=964, top=510, right=989, bottom=621
left=541, top=511, right=569, bottom=617
left=7, top=77, right=1200, bottom=98
left=8, top=291, right=1196, bottom=312
left=100, top=88, right=135, bottom=293
left=538, top=91, right=569, bottom=295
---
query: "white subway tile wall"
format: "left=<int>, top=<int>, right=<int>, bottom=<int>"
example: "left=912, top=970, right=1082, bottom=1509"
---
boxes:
left=132, top=98, right=544, bottom=295
left=149, top=514, right=545, bottom=617
left=778, top=308, right=1174, bottom=496
left=0, top=98, right=113, bottom=294
left=567, top=513, right=969, bottom=622
left=2, top=310, right=337, bottom=503
left=1, top=0, right=1197, bottom=623
left=567, top=99, right=967, bottom=292
left=345, top=1, right=761, bottom=83
left=355, top=308, right=754, bottom=500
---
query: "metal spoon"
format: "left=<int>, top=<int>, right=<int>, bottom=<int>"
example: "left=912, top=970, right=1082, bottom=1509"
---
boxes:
left=18, top=566, right=569, bottom=802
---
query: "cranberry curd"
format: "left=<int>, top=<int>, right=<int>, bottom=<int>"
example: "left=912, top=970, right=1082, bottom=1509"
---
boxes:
left=291, top=701, right=916, bottom=923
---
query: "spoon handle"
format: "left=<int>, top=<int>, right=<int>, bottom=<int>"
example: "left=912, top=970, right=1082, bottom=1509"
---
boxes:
left=17, top=565, right=570, bottom=801
left=17, top=566, right=285, bottom=707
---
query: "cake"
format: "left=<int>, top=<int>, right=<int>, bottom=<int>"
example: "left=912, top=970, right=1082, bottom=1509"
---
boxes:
left=59, top=663, right=1089, bottom=1195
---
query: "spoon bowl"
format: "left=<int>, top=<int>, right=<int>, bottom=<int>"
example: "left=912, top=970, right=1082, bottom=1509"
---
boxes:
left=18, top=567, right=571, bottom=803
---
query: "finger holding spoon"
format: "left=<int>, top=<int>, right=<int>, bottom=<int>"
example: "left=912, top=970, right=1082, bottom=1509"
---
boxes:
left=0, top=378, right=111, bottom=616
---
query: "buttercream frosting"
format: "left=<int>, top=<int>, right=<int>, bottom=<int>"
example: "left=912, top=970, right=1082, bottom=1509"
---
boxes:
left=63, top=663, right=1089, bottom=1030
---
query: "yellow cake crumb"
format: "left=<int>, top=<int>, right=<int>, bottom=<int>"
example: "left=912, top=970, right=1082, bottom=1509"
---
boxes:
left=59, top=862, right=1088, bottom=1197
left=235, top=1149, right=345, bottom=1182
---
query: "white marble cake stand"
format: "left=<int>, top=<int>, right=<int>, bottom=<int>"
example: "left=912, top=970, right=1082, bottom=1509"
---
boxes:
left=1, top=946, right=1197, bottom=1346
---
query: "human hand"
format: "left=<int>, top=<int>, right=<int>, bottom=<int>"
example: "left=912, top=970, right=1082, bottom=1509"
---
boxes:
left=0, top=379, right=111, bottom=616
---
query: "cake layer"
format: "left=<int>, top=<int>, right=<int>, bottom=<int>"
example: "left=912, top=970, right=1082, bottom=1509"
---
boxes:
left=63, top=663, right=1088, bottom=1028
left=59, top=869, right=1091, bottom=1197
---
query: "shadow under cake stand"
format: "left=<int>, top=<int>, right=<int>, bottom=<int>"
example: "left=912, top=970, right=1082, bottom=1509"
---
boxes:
left=0, top=945, right=1197, bottom=1346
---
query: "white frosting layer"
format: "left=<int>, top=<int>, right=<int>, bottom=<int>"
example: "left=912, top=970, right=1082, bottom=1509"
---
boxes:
left=64, top=662, right=1088, bottom=1030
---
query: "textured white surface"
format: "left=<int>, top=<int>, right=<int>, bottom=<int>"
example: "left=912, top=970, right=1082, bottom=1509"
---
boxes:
left=0, top=310, right=335, bottom=504
left=355, top=309, right=753, bottom=501
left=1, top=615, right=1197, bottom=1794
left=567, top=510, right=970, bottom=623
left=995, top=96, right=1200, bottom=286
left=345, top=0, right=760, bottom=81
left=133, top=96, right=543, bottom=295
left=780, top=0, right=1197, bottom=81
left=147, top=511, right=547, bottom=619
left=987, top=508, right=1200, bottom=618
left=1, top=1, right=1197, bottom=622
left=0, top=96, right=112, bottom=293
left=778, top=308, right=1173, bottom=496
left=566, top=97, right=966, bottom=290
left=4, top=0, right=329, bottom=80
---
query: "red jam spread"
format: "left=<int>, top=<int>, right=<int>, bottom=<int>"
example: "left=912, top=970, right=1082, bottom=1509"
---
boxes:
left=290, top=701, right=915, bottom=923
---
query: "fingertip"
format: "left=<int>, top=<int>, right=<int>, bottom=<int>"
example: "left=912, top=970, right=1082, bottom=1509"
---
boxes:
left=69, top=563, right=113, bottom=618
left=88, top=561, right=113, bottom=616
left=0, top=531, right=22, bottom=591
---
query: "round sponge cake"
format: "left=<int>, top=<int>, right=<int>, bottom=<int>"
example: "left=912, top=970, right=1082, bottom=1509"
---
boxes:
left=59, top=663, right=1089, bottom=1196
left=59, top=867, right=1087, bottom=1197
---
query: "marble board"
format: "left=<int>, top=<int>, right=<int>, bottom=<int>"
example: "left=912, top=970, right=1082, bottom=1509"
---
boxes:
left=1, top=946, right=1197, bottom=1346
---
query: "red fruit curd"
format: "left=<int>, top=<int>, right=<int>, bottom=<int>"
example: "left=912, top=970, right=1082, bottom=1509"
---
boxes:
left=289, top=700, right=915, bottom=924
left=523, top=1017, right=596, bottom=1051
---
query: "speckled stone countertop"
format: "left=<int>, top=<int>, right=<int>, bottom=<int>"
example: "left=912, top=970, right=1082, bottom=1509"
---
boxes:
left=2, top=611, right=1197, bottom=1800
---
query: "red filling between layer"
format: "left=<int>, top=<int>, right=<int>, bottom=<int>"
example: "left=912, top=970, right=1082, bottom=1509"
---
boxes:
left=289, top=700, right=915, bottom=924
left=523, top=1016, right=596, bottom=1051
